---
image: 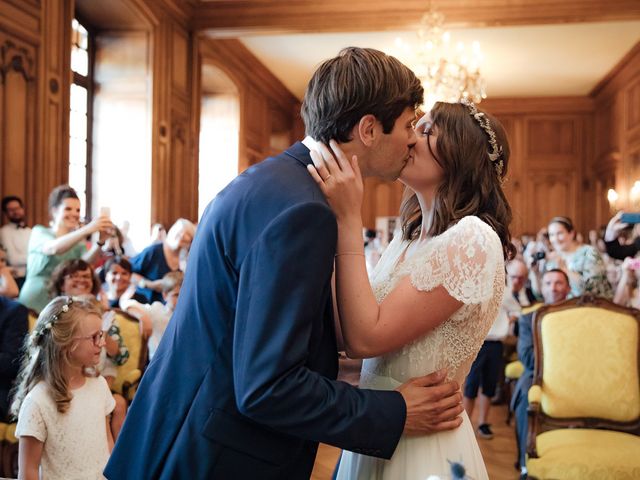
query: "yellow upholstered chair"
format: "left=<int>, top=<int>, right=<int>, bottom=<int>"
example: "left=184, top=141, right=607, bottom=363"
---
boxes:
left=111, top=308, right=148, bottom=403
left=526, top=296, right=640, bottom=479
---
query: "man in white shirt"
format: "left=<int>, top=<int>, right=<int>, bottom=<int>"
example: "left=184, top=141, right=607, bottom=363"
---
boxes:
left=0, top=196, right=32, bottom=288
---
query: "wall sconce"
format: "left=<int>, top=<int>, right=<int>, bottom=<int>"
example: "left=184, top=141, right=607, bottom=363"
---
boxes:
left=607, top=188, right=619, bottom=213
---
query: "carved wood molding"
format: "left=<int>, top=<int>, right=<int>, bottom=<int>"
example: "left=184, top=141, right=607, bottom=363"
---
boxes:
left=193, top=0, right=640, bottom=35
left=0, top=39, right=35, bottom=83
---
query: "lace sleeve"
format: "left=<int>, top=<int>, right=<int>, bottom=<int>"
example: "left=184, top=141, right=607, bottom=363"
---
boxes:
left=406, top=216, right=502, bottom=304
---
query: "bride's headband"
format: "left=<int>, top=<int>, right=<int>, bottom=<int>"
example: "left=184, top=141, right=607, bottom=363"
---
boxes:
left=460, top=98, right=504, bottom=178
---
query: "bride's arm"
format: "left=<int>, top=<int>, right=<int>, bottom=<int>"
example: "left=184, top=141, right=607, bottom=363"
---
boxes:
left=309, top=142, right=463, bottom=359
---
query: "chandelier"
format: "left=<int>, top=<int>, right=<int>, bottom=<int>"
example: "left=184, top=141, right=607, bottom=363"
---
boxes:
left=393, top=4, right=486, bottom=110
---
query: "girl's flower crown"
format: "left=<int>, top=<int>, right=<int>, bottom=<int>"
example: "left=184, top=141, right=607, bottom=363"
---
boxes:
left=34, top=297, right=73, bottom=343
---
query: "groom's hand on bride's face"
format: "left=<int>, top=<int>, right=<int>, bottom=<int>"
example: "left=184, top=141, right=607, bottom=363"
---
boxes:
left=397, top=369, right=464, bottom=435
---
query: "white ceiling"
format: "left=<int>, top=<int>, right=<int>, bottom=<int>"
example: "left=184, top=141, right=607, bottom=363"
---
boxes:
left=239, top=21, right=640, bottom=100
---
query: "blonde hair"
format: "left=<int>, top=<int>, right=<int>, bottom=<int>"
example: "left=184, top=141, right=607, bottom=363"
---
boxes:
left=161, top=270, right=184, bottom=294
left=10, top=296, right=101, bottom=417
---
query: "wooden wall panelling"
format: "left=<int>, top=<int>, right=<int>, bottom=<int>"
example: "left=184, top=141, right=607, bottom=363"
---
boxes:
left=591, top=41, right=640, bottom=214
left=37, top=0, right=72, bottom=224
left=524, top=169, right=579, bottom=234
left=0, top=34, right=37, bottom=212
left=523, top=115, right=585, bottom=233
left=0, top=0, right=41, bottom=44
left=170, top=25, right=195, bottom=223
left=494, top=115, right=527, bottom=235
left=625, top=76, right=640, bottom=146
left=193, top=0, right=640, bottom=35
left=147, top=6, right=196, bottom=227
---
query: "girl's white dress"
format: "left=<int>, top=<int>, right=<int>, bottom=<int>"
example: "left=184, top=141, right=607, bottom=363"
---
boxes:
left=336, top=216, right=505, bottom=480
left=16, top=376, right=115, bottom=480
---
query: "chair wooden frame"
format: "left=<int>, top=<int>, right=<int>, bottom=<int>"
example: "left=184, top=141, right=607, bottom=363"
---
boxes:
left=526, top=295, right=640, bottom=461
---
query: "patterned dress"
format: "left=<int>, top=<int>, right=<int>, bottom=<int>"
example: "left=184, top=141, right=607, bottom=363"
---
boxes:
left=336, top=216, right=505, bottom=480
left=548, top=245, right=613, bottom=299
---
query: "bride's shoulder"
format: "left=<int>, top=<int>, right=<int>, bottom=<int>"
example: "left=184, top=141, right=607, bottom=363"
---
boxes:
left=446, top=215, right=497, bottom=238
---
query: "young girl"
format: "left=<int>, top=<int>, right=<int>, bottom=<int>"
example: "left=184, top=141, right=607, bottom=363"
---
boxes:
left=11, top=296, right=115, bottom=480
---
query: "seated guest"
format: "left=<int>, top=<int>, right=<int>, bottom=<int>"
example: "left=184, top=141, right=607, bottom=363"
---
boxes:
left=0, top=195, right=31, bottom=289
left=507, top=258, right=536, bottom=308
left=0, top=296, right=28, bottom=421
left=512, top=268, right=571, bottom=478
left=0, top=244, right=19, bottom=298
left=102, top=256, right=146, bottom=309
left=18, top=185, right=113, bottom=313
left=49, top=259, right=129, bottom=439
left=120, top=271, right=183, bottom=361
left=130, top=218, right=194, bottom=304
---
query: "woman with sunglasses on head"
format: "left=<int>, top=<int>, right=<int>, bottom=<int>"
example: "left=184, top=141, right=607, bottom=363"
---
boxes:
left=11, top=296, right=115, bottom=480
left=308, top=100, right=514, bottom=479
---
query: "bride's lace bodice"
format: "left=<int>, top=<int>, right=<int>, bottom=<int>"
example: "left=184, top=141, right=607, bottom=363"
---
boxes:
left=360, top=216, right=505, bottom=387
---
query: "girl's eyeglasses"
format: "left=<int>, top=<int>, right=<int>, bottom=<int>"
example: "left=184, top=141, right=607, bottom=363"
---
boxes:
left=74, top=330, right=106, bottom=346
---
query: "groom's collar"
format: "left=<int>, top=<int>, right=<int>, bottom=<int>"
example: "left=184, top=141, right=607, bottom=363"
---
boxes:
left=301, top=136, right=319, bottom=152
left=285, top=136, right=317, bottom=167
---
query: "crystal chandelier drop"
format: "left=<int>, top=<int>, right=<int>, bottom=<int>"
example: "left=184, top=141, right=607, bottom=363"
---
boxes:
left=394, top=4, right=487, bottom=110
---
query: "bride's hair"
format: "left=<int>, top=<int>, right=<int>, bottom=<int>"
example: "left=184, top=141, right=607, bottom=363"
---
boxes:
left=399, top=101, right=516, bottom=261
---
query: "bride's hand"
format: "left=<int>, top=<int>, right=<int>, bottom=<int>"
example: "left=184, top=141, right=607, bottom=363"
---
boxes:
left=307, top=140, right=363, bottom=222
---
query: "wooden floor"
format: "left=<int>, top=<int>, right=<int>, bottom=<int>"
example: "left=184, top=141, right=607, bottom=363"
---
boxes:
left=311, top=403, right=520, bottom=480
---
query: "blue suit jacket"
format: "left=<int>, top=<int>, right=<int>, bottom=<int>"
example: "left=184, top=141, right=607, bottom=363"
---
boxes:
left=0, top=297, right=28, bottom=420
left=105, top=143, right=406, bottom=479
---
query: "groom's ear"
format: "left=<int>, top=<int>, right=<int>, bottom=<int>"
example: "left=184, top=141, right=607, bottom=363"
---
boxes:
left=355, top=114, right=378, bottom=147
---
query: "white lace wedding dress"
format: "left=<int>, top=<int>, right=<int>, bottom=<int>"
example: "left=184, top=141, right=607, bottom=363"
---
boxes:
left=336, top=216, right=505, bottom=480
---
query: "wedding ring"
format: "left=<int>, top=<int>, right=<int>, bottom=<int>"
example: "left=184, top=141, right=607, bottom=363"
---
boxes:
left=323, top=174, right=332, bottom=181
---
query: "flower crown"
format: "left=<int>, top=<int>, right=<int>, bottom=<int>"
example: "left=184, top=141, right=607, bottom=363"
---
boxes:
left=460, top=98, right=504, bottom=179
left=34, top=297, right=73, bottom=342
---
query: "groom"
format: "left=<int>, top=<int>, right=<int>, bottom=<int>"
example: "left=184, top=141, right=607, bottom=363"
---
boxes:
left=105, top=47, right=463, bottom=479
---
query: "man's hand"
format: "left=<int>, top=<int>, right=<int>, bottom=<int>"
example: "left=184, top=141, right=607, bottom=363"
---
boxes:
left=396, top=369, right=463, bottom=435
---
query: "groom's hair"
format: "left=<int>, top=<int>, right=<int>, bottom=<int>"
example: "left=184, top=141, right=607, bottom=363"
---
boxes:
left=301, top=47, right=423, bottom=144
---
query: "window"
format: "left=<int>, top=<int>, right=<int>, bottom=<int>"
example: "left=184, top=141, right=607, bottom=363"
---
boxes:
left=69, top=18, right=92, bottom=219
left=199, top=94, right=240, bottom=219
left=198, top=63, right=240, bottom=219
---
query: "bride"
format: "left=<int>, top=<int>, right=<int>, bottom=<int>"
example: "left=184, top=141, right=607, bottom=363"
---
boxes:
left=308, top=99, right=515, bottom=479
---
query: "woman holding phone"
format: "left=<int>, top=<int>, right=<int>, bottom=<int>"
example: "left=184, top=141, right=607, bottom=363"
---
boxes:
left=604, top=211, right=640, bottom=261
left=18, top=185, right=113, bottom=312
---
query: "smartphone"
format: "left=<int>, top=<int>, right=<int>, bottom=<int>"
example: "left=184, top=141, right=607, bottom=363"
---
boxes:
left=99, top=206, right=111, bottom=219
left=620, top=212, right=640, bottom=224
